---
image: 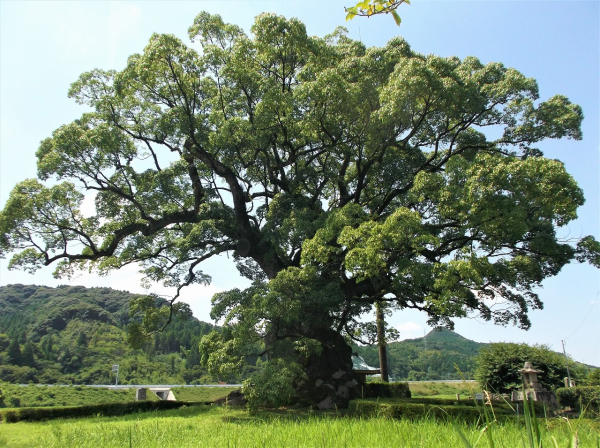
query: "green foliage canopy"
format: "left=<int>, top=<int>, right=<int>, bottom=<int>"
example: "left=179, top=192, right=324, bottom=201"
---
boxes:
left=586, top=369, right=600, bottom=387
left=475, top=342, right=575, bottom=393
left=0, top=12, right=597, bottom=395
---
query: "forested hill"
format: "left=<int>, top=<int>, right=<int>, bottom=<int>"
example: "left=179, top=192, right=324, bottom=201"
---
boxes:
left=0, top=284, right=217, bottom=385
left=0, top=284, right=517, bottom=383
left=0, top=284, right=133, bottom=339
left=353, top=328, right=487, bottom=381
left=0, top=284, right=490, bottom=384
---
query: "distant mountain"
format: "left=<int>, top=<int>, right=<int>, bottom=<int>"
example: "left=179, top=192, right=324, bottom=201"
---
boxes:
left=352, top=328, right=487, bottom=381
left=0, top=284, right=218, bottom=385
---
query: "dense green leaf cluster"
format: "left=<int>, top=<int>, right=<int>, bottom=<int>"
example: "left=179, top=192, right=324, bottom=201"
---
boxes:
left=242, top=358, right=307, bottom=413
left=474, top=342, right=584, bottom=394
left=555, top=386, right=600, bottom=413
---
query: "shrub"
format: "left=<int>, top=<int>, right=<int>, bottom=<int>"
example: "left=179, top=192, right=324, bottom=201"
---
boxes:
left=586, top=369, right=600, bottom=386
left=366, top=381, right=411, bottom=399
left=0, top=400, right=200, bottom=423
left=475, top=343, right=570, bottom=393
left=242, top=359, right=306, bottom=413
left=349, top=397, right=545, bottom=421
left=556, top=386, right=600, bottom=412
left=350, top=398, right=506, bottom=422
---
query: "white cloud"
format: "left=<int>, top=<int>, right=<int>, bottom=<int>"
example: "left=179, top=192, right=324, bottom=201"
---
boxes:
left=396, top=321, right=424, bottom=341
left=69, top=263, right=221, bottom=322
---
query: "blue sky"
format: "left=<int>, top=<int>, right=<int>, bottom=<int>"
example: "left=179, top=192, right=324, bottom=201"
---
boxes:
left=1, top=1, right=598, bottom=366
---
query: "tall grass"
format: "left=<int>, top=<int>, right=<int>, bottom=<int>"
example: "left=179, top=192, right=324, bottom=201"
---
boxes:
left=2, top=406, right=599, bottom=448
left=449, top=371, right=599, bottom=448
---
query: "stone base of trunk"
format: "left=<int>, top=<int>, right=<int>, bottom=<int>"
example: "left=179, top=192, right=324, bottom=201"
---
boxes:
left=295, top=328, right=364, bottom=409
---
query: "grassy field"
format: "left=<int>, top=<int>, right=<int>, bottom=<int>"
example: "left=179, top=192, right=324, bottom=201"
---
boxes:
left=1, top=405, right=598, bottom=448
left=170, top=386, right=240, bottom=402
left=2, top=383, right=598, bottom=447
left=0, top=385, right=239, bottom=409
left=408, top=381, right=480, bottom=399
left=0, top=381, right=464, bottom=409
left=0, top=384, right=159, bottom=408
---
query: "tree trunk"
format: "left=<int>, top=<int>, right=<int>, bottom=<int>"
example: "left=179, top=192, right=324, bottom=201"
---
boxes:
left=295, top=327, right=363, bottom=409
left=376, top=302, right=389, bottom=382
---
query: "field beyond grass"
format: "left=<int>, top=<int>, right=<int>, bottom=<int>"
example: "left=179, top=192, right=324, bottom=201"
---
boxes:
left=408, top=381, right=479, bottom=399
left=0, top=384, right=156, bottom=409
left=170, top=386, right=239, bottom=402
left=0, top=384, right=238, bottom=409
left=2, top=405, right=599, bottom=448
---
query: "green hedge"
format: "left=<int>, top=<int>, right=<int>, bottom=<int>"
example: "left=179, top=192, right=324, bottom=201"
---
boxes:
left=556, top=386, right=600, bottom=412
left=367, top=382, right=411, bottom=399
left=349, top=397, right=545, bottom=422
left=0, top=400, right=203, bottom=423
left=350, top=399, right=488, bottom=422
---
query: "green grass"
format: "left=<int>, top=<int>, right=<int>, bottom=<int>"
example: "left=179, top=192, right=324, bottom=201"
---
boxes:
left=0, top=384, right=157, bottom=408
left=0, top=385, right=240, bottom=409
left=169, top=386, right=239, bottom=402
left=408, top=381, right=479, bottom=398
left=1, top=405, right=599, bottom=448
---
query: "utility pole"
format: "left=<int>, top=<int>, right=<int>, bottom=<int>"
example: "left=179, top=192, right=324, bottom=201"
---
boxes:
left=112, top=364, right=120, bottom=387
left=376, top=302, right=389, bottom=382
left=561, top=340, right=572, bottom=387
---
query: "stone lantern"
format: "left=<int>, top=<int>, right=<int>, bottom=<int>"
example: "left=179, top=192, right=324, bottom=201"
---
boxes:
left=511, top=361, right=557, bottom=407
left=520, top=361, right=542, bottom=389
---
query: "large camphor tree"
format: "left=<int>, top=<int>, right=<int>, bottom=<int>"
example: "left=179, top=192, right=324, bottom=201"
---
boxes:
left=1, top=13, right=598, bottom=408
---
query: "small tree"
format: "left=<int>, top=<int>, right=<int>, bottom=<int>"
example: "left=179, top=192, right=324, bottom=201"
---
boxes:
left=6, top=338, right=22, bottom=366
left=20, top=342, right=36, bottom=368
left=0, top=334, right=10, bottom=352
left=475, top=342, right=572, bottom=393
